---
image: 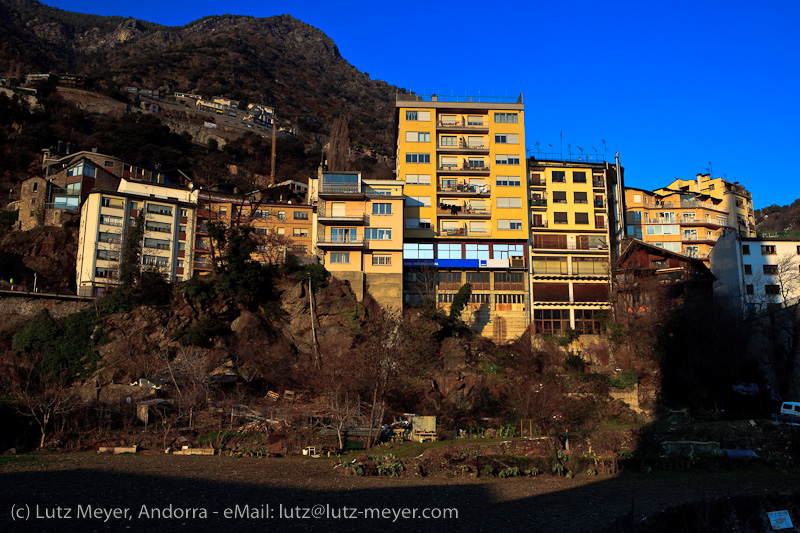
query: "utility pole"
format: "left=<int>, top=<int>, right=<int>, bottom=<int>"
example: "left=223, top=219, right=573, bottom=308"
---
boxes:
left=270, top=114, right=277, bottom=185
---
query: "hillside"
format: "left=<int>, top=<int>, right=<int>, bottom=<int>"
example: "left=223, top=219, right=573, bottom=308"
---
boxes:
left=755, top=199, right=800, bottom=232
left=0, top=0, right=401, bottom=151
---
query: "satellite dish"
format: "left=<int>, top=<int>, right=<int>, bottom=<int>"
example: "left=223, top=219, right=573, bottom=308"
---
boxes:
left=126, top=397, right=132, bottom=404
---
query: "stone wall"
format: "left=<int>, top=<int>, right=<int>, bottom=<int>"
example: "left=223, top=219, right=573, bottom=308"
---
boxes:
left=0, top=296, right=91, bottom=319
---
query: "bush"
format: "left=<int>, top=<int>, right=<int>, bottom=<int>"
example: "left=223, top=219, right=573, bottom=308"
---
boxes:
left=295, top=263, right=328, bottom=291
left=174, top=316, right=229, bottom=347
left=609, top=370, right=639, bottom=390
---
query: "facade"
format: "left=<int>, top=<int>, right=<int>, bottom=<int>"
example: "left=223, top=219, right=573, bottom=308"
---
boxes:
left=527, top=158, right=624, bottom=335
left=309, top=171, right=405, bottom=312
left=710, top=230, right=800, bottom=317
left=396, top=94, right=529, bottom=342
left=193, top=186, right=314, bottom=275
left=625, top=174, right=755, bottom=263
left=614, top=238, right=714, bottom=315
left=76, top=179, right=198, bottom=296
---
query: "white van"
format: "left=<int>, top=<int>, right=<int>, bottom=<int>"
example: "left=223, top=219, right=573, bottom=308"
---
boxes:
left=780, top=402, right=800, bottom=417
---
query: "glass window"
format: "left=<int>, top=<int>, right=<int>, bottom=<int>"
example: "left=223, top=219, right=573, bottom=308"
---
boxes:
left=372, top=203, right=392, bottom=215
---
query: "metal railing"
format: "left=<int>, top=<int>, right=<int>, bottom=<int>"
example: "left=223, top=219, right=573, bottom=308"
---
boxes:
left=437, top=139, right=488, bottom=150
left=319, top=184, right=361, bottom=195
left=530, top=199, right=547, bottom=207
left=437, top=204, right=491, bottom=217
left=317, top=235, right=364, bottom=245
left=437, top=227, right=492, bottom=238
left=398, top=93, right=521, bottom=104
left=528, top=153, right=608, bottom=163
left=437, top=164, right=491, bottom=172
left=437, top=183, right=491, bottom=194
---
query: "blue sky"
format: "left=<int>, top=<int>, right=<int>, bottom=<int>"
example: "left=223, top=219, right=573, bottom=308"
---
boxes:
left=44, top=0, right=800, bottom=210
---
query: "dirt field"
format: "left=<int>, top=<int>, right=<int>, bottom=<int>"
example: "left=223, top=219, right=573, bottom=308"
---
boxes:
left=1, top=453, right=799, bottom=532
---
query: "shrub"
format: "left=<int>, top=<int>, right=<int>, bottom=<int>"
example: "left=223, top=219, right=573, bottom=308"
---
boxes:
left=609, top=370, right=639, bottom=390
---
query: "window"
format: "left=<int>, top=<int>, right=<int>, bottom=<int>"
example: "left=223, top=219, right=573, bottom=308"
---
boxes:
left=277, top=228, right=285, bottom=235
left=146, top=204, right=173, bottom=216
left=553, top=212, right=568, bottom=224
left=467, top=136, right=484, bottom=148
left=573, top=171, right=586, bottom=183
left=440, top=135, right=457, bottom=146
left=294, top=211, right=309, bottom=220
left=293, top=228, right=309, bottom=237
left=96, top=249, right=119, bottom=262
left=494, top=112, right=518, bottom=123
left=765, top=284, right=780, bottom=295
left=572, top=257, right=608, bottom=275
left=552, top=171, right=566, bottom=183
left=575, top=213, right=589, bottom=225
left=466, top=115, right=484, bottom=126
left=532, top=256, right=568, bottom=275
left=94, top=267, right=117, bottom=279
left=403, top=243, right=434, bottom=259
left=763, top=265, right=778, bottom=275
left=497, top=219, right=522, bottom=230
left=372, top=203, right=392, bottom=215
left=496, top=176, right=521, bottom=187
left=405, top=131, right=430, bottom=142
left=66, top=162, right=95, bottom=178
left=465, top=244, right=490, bottom=260
left=633, top=194, right=642, bottom=203
left=405, top=218, right=432, bottom=229
left=31, top=182, right=38, bottom=192
left=100, top=215, right=122, bottom=227
left=405, top=110, right=430, bottom=121
left=746, top=284, right=754, bottom=295
left=495, top=133, right=519, bottom=144
left=330, top=253, right=350, bottom=264
left=438, top=293, right=455, bottom=303
left=471, top=293, right=491, bottom=304
left=372, top=254, right=392, bottom=266
left=440, top=156, right=458, bottom=168
left=365, top=228, right=392, bottom=240
left=438, top=244, right=463, bottom=260
left=533, top=309, right=570, bottom=335
left=145, top=221, right=171, bottom=233
left=683, top=212, right=696, bottom=222
left=66, top=182, right=81, bottom=194
left=406, top=153, right=431, bottom=163
left=144, top=238, right=169, bottom=250
left=761, top=245, right=776, bottom=255
left=494, top=294, right=524, bottom=304
left=495, top=154, right=520, bottom=165
left=742, top=245, right=750, bottom=255
left=744, top=264, right=752, bottom=275
left=493, top=244, right=524, bottom=259
left=467, top=157, right=485, bottom=168
left=497, top=197, right=522, bottom=208
left=277, top=211, right=286, bottom=220
left=574, top=191, right=588, bottom=204
left=407, top=196, right=431, bottom=207
left=552, top=191, right=567, bottom=203
left=406, top=174, right=431, bottom=185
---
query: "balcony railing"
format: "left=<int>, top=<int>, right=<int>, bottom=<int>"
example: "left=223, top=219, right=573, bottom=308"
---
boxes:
left=437, top=183, right=491, bottom=195
left=436, top=118, right=488, bottom=129
left=437, top=164, right=490, bottom=173
left=319, top=184, right=361, bottom=195
left=437, top=139, right=488, bottom=151
left=594, top=201, right=605, bottom=208
left=317, top=235, right=364, bottom=245
left=45, top=202, right=79, bottom=212
left=437, top=204, right=491, bottom=217
left=531, top=221, right=548, bottom=228
left=530, top=199, right=547, bottom=207
left=529, top=178, right=546, bottom=186
left=317, top=205, right=368, bottom=223
left=592, top=178, right=605, bottom=188
left=437, top=227, right=492, bottom=238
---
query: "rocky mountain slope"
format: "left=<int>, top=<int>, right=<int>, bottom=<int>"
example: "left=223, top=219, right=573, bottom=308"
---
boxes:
left=0, top=0, right=401, bottom=151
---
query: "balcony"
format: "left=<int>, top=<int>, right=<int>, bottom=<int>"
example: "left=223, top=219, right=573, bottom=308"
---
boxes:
left=319, top=184, right=363, bottom=197
left=531, top=220, right=548, bottom=228
left=530, top=199, right=547, bottom=207
left=437, top=139, right=489, bottom=153
left=437, top=203, right=491, bottom=218
left=592, top=178, right=605, bottom=188
left=437, top=227, right=492, bottom=238
left=317, top=235, right=364, bottom=248
left=437, top=164, right=490, bottom=175
left=437, top=183, right=491, bottom=196
left=530, top=178, right=546, bottom=187
left=594, top=200, right=605, bottom=208
left=436, top=118, right=489, bottom=132
left=317, top=205, right=368, bottom=224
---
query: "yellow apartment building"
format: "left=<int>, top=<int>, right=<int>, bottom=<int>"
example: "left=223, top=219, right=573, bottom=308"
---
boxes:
left=528, top=158, right=623, bottom=335
left=396, top=94, right=529, bottom=342
left=193, top=185, right=313, bottom=275
left=656, top=174, right=756, bottom=237
left=625, top=174, right=755, bottom=263
left=309, top=171, right=405, bottom=312
left=76, top=179, right=198, bottom=296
